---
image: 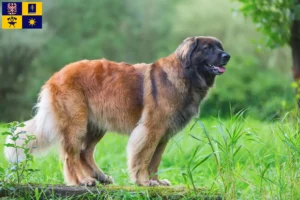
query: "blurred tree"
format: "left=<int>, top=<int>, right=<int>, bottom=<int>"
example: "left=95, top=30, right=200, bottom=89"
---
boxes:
left=30, top=0, right=175, bottom=88
left=235, top=0, right=300, bottom=105
left=0, top=29, right=51, bottom=121
left=0, top=40, right=35, bottom=121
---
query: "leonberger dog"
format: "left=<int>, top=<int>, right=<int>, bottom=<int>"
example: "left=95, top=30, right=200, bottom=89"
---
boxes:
left=5, top=36, right=230, bottom=186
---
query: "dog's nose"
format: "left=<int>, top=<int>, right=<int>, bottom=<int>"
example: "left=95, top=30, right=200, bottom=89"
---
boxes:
left=222, top=53, right=230, bottom=62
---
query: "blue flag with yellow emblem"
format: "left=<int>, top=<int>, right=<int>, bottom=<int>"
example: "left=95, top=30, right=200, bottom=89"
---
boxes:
left=2, top=2, right=42, bottom=29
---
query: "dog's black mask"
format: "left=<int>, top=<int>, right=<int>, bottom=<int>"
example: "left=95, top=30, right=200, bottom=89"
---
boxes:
left=176, top=36, right=230, bottom=76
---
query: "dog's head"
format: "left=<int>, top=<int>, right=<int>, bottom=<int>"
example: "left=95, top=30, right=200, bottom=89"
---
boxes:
left=175, top=36, right=230, bottom=76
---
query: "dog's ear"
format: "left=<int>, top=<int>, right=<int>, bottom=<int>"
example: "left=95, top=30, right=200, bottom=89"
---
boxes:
left=175, top=37, right=198, bottom=68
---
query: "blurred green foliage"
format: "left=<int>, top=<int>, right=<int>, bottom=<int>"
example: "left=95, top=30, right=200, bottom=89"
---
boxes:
left=235, top=0, right=296, bottom=48
left=232, top=0, right=300, bottom=108
left=0, top=0, right=295, bottom=121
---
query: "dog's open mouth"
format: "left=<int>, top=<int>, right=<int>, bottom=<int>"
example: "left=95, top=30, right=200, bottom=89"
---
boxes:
left=207, top=64, right=226, bottom=74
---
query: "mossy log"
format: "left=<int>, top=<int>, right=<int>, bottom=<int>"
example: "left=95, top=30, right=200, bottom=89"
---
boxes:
left=0, top=184, right=222, bottom=199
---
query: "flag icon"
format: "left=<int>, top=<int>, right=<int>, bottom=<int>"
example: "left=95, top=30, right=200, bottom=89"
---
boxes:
left=28, top=4, right=36, bottom=14
left=2, top=15, right=22, bottom=29
left=22, top=16, right=42, bottom=29
left=2, top=2, right=22, bottom=15
left=7, top=16, right=17, bottom=27
left=22, top=2, right=42, bottom=16
left=2, top=2, right=43, bottom=29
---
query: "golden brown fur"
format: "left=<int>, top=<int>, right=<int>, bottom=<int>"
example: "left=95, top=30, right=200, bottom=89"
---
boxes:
left=4, top=36, right=230, bottom=186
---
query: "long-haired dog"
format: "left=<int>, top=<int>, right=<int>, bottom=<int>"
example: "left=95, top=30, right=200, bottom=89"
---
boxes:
left=5, top=36, right=230, bottom=186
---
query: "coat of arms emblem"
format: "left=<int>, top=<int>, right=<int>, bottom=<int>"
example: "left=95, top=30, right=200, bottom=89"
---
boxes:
left=7, top=3, right=17, bottom=15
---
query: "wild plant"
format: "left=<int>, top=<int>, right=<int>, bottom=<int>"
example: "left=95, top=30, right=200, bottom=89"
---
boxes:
left=189, top=110, right=249, bottom=199
left=0, top=121, right=38, bottom=194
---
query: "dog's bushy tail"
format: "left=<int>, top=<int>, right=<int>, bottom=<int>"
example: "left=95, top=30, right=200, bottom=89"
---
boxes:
left=4, top=87, right=60, bottom=163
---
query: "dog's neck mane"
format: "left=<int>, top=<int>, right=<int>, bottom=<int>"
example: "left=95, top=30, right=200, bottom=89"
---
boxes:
left=154, top=54, right=214, bottom=96
left=151, top=54, right=214, bottom=137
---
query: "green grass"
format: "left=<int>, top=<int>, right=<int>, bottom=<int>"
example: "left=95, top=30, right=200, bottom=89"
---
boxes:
left=1, top=114, right=300, bottom=199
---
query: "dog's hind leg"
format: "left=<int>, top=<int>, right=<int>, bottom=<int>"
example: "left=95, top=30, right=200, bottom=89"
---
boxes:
left=53, top=89, right=96, bottom=186
left=80, top=132, right=114, bottom=185
left=61, top=124, right=98, bottom=186
left=127, top=123, right=166, bottom=186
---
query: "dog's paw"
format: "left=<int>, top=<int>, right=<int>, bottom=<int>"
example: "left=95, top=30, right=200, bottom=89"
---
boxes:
left=158, top=179, right=171, bottom=186
left=139, top=179, right=171, bottom=186
left=137, top=180, right=160, bottom=186
left=95, top=173, right=114, bottom=185
left=99, top=175, right=114, bottom=185
left=148, top=180, right=160, bottom=186
left=79, top=177, right=97, bottom=187
left=103, top=175, right=114, bottom=185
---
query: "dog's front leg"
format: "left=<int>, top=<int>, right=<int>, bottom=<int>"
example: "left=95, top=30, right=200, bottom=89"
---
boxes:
left=127, top=123, right=165, bottom=186
left=148, top=141, right=171, bottom=186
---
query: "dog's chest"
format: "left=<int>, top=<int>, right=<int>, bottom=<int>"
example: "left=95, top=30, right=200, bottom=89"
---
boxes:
left=166, top=93, right=202, bottom=138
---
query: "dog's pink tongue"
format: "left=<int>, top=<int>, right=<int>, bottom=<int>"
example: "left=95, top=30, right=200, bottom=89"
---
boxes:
left=217, top=66, right=226, bottom=73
